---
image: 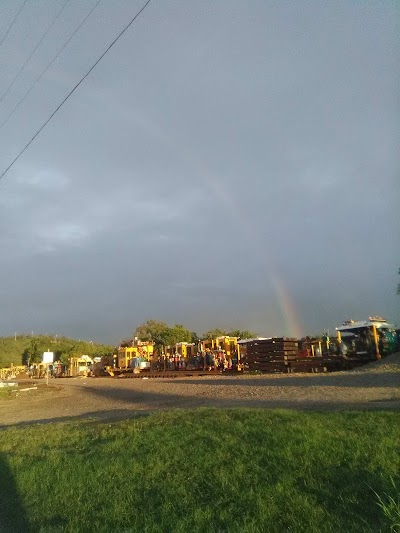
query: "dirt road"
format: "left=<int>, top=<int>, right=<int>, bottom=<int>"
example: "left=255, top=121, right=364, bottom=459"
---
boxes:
left=1, top=354, right=399, bottom=427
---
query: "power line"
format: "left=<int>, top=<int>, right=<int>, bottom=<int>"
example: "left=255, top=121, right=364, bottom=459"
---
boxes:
left=0, top=0, right=152, bottom=183
left=0, top=0, right=71, bottom=107
left=0, top=0, right=30, bottom=49
left=0, top=0, right=102, bottom=133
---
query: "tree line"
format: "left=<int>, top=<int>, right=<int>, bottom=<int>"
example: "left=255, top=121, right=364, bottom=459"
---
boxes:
left=0, top=335, right=114, bottom=368
left=130, top=320, right=257, bottom=351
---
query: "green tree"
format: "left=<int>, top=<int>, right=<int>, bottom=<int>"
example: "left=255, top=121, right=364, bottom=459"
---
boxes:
left=190, top=331, right=200, bottom=344
left=397, top=267, right=400, bottom=295
left=227, top=329, right=258, bottom=339
left=202, top=328, right=226, bottom=339
left=134, top=320, right=168, bottom=344
left=22, top=336, right=113, bottom=366
left=120, top=339, right=132, bottom=348
left=22, top=339, right=41, bottom=366
left=133, top=320, right=193, bottom=350
left=202, top=328, right=258, bottom=340
left=134, top=320, right=171, bottom=353
left=93, top=345, right=114, bottom=358
left=161, top=324, right=192, bottom=346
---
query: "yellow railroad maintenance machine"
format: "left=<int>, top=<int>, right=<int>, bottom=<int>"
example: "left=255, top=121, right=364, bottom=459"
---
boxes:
left=107, top=340, right=154, bottom=376
left=68, top=355, right=94, bottom=377
left=0, top=365, right=26, bottom=380
left=198, top=336, right=240, bottom=359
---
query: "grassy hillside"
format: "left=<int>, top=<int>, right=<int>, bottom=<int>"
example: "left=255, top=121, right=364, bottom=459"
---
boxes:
left=0, top=336, right=32, bottom=367
left=0, top=334, right=114, bottom=367
left=0, top=409, right=399, bottom=532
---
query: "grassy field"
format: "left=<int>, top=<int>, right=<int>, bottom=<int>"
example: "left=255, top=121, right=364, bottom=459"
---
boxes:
left=1, top=409, right=399, bottom=532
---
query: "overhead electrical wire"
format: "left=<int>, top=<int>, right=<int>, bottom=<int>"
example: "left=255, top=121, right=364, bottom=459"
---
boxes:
left=0, top=0, right=30, bottom=49
left=0, top=0, right=103, bottom=133
left=0, top=0, right=152, bottom=182
left=0, top=0, right=71, bottom=106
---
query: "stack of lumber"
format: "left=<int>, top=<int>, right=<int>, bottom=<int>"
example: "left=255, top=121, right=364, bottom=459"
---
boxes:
left=288, top=356, right=342, bottom=373
left=243, top=338, right=370, bottom=373
left=245, top=338, right=299, bottom=373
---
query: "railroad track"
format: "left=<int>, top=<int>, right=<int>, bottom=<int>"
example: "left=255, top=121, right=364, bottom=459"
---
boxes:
left=116, top=370, right=232, bottom=379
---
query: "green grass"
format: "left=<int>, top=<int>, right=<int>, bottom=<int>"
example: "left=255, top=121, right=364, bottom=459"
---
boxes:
left=1, top=409, right=399, bottom=532
left=0, top=386, right=17, bottom=398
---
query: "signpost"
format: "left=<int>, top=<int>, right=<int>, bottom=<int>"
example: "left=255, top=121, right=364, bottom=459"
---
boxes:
left=42, top=351, right=54, bottom=386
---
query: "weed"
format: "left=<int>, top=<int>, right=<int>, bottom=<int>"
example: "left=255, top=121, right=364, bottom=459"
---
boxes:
left=374, top=477, right=400, bottom=533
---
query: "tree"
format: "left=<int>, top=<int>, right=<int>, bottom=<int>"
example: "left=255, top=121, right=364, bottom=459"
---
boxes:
left=228, top=329, right=258, bottom=340
left=397, top=267, right=400, bottom=295
left=22, top=339, right=41, bottom=366
left=134, top=320, right=168, bottom=345
left=161, top=324, right=192, bottom=346
left=133, top=320, right=193, bottom=350
left=120, top=339, right=132, bottom=348
left=93, top=345, right=114, bottom=358
left=22, top=336, right=114, bottom=366
left=202, top=328, right=258, bottom=340
left=190, top=331, right=200, bottom=345
left=202, top=328, right=226, bottom=339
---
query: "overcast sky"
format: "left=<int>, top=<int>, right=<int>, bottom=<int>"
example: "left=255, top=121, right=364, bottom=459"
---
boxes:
left=0, top=0, right=398, bottom=343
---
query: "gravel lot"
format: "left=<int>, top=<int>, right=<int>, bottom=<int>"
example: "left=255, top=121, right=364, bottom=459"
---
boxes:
left=1, top=353, right=399, bottom=427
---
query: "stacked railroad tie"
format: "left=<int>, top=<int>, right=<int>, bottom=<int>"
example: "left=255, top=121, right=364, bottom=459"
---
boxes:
left=244, top=338, right=344, bottom=373
left=245, top=338, right=298, bottom=373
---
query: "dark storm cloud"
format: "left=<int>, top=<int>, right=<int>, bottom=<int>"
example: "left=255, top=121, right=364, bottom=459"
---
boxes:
left=0, top=0, right=398, bottom=342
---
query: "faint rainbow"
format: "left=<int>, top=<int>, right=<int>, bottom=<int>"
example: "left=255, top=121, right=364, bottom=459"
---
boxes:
left=128, top=111, right=303, bottom=338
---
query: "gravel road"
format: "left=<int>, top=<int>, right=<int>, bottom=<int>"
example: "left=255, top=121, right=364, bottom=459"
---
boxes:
left=1, top=353, right=399, bottom=427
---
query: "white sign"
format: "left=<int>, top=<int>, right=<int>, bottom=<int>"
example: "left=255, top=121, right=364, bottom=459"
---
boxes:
left=42, top=351, right=54, bottom=364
